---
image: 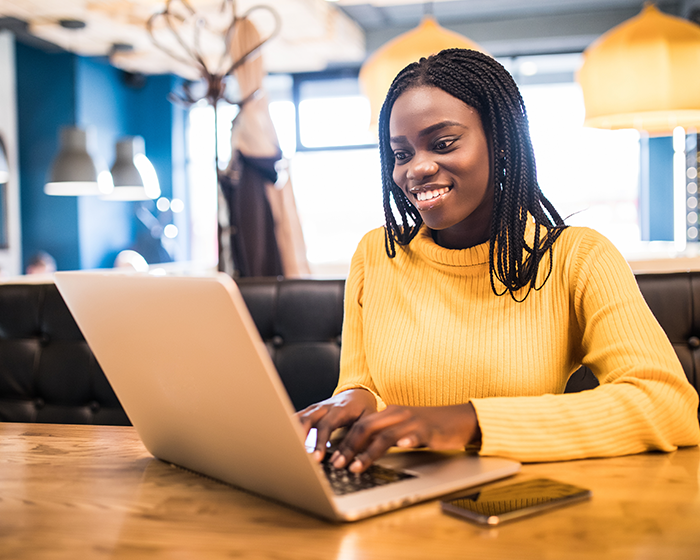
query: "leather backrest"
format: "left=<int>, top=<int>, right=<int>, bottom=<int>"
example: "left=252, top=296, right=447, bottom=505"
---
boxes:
left=0, top=272, right=697, bottom=424
left=637, top=272, right=699, bottom=397
left=0, top=282, right=129, bottom=424
left=236, top=277, right=345, bottom=411
left=0, top=278, right=346, bottom=424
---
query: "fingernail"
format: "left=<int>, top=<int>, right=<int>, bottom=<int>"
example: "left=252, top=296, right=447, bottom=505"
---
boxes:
left=397, top=437, right=413, bottom=448
left=313, top=450, right=324, bottom=462
left=329, top=450, right=340, bottom=463
left=349, top=459, right=363, bottom=473
left=332, top=454, right=346, bottom=469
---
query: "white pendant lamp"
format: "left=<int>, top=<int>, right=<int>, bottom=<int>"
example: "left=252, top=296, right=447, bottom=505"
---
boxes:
left=103, top=136, right=160, bottom=201
left=45, top=127, right=114, bottom=196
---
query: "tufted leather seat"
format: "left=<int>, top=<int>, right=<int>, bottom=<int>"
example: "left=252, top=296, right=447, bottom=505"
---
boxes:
left=638, top=273, right=699, bottom=394
left=0, top=272, right=698, bottom=425
left=236, top=277, right=345, bottom=411
left=0, top=282, right=129, bottom=425
left=0, top=278, right=345, bottom=424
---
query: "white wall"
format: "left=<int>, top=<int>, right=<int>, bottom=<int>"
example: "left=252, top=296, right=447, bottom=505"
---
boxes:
left=0, top=30, right=22, bottom=276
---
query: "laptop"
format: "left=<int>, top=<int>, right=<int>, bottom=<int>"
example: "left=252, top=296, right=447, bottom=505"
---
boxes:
left=54, top=270, right=520, bottom=522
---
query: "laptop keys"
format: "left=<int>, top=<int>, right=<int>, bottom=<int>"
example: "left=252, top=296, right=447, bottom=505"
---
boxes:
left=322, top=457, right=416, bottom=496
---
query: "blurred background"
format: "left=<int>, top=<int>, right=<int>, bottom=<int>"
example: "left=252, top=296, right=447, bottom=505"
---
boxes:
left=1, top=0, right=699, bottom=278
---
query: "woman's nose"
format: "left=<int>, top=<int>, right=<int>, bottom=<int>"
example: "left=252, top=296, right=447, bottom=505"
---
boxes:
left=406, top=152, right=438, bottom=181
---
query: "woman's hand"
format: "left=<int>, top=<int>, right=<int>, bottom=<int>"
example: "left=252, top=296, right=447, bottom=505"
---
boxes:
left=328, top=403, right=481, bottom=473
left=295, top=389, right=378, bottom=462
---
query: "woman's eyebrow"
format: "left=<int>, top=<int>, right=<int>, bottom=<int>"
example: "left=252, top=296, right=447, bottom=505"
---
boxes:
left=390, top=120, right=465, bottom=144
left=419, top=121, right=464, bottom=137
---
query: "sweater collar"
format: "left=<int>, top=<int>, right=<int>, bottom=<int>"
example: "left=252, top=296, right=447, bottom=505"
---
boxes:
left=409, top=216, right=539, bottom=269
left=411, top=225, right=490, bottom=268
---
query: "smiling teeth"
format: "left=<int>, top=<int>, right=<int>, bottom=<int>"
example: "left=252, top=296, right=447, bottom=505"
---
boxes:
left=415, top=187, right=449, bottom=202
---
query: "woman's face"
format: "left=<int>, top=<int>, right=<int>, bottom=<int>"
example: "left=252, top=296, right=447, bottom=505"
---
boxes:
left=389, top=86, right=494, bottom=249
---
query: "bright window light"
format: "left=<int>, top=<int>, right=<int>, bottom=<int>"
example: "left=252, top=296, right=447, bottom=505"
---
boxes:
left=299, top=96, right=374, bottom=148
left=521, top=82, right=641, bottom=253
left=290, top=148, right=384, bottom=277
left=269, top=100, right=296, bottom=158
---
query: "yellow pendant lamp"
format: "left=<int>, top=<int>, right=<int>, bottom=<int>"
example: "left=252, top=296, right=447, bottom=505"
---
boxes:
left=359, top=16, right=484, bottom=132
left=577, top=3, right=700, bottom=135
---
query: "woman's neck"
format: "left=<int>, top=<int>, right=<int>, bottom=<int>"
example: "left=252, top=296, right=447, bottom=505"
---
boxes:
left=431, top=193, right=494, bottom=249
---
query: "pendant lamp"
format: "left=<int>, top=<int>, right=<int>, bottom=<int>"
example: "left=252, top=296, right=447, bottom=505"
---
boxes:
left=359, top=16, right=484, bottom=132
left=577, top=3, right=700, bottom=135
left=0, top=134, right=9, bottom=184
left=45, top=127, right=114, bottom=196
left=103, top=136, right=161, bottom=201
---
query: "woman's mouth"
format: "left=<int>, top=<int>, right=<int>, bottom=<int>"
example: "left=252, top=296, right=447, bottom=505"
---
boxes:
left=414, top=187, right=450, bottom=202
left=408, top=185, right=451, bottom=209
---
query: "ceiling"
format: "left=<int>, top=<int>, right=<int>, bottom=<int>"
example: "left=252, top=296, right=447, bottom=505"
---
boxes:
left=0, top=0, right=697, bottom=77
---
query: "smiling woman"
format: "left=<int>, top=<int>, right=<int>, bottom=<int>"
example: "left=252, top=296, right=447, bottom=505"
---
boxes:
left=389, top=86, right=493, bottom=249
left=377, top=50, right=568, bottom=299
left=295, top=48, right=700, bottom=474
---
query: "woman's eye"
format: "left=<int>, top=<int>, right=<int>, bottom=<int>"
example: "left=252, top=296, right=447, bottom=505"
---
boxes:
left=393, top=151, right=409, bottom=162
left=434, top=139, right=455, bottom=151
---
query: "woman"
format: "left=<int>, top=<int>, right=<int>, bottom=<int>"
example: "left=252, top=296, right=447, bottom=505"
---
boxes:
left=297, top=48, right=699, bottom=473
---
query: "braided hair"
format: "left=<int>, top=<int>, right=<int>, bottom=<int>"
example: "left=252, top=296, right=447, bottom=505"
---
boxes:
left=378, top=48, right=567, bottom=301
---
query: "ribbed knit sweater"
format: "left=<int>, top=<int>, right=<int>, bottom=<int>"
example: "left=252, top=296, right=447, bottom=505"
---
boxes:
left=335, top=223, right=700, bottom=462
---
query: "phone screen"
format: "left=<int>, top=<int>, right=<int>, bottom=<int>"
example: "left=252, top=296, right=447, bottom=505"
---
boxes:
left=441, top=478, right=591, bottom=526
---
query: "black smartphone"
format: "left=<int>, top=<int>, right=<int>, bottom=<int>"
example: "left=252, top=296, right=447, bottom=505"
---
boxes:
left=441, top=477, right=591, bottom=526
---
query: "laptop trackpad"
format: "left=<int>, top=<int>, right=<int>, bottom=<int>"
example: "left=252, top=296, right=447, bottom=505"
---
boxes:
left=377, top=449, right=470, bottom=472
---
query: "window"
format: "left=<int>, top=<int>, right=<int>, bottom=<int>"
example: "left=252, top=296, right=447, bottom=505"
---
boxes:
left=297, top=76, right=374, bottom=149
left=290, top=148, right=383, bottom=276
left=520, top=81, right=641, bottom=252
left=288, top=72, right=382, bottom=276
left=186, top=56, right=644, bottom=277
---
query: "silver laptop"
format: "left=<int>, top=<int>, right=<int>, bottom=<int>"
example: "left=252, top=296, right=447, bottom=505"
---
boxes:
left=55, top=270, right=520, bottom=522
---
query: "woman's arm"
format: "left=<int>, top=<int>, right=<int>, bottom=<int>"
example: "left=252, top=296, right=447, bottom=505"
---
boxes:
left=473, top=230, right=700, bottom=462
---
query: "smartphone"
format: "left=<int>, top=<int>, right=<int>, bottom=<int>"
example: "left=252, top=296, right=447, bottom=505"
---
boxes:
left=441, top=477, right=591, bottom=526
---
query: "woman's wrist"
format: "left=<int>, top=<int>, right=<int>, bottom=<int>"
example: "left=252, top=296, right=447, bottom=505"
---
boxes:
left=464, top=402, right=482, bottom=448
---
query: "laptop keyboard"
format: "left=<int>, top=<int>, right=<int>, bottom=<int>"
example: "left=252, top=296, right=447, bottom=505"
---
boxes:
left=322, top=457, right=416, bottom=496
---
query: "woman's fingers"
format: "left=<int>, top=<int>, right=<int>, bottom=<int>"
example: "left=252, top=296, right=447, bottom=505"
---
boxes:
left=295, top=401, right=329, bottom=433
left=331, top=407, right=414, bottom=469
left=295, top=403, right=333, bottom=460
left=294, top=389, right=378, bottom=462
left=330, top=403, right=480, bottom=472
left=347, top=421, right=423, bottom=473
left=298, top=399, right=480, bottom=470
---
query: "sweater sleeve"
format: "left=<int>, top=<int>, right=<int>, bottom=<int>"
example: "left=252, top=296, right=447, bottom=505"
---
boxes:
left=472, top=230, right=700, bottom=462
left=333, top=234, right=387, bottom=411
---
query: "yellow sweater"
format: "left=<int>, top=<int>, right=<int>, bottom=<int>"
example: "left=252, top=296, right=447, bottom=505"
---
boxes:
left=335, top=223, right=700, bottom=462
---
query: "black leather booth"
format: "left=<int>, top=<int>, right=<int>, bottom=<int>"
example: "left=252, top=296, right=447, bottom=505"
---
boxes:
left=0, top=272, right=698, bottom=425
left=0, top=278, right=345, bottom=424
left=0, top=281, right=129, bottom=425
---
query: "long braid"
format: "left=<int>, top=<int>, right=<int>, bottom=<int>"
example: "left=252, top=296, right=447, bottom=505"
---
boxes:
left=378, top=48, right=567, bottom=301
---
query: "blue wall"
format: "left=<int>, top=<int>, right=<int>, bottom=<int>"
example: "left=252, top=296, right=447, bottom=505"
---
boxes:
left=75, top=57, right=133, bottom=269
left=646, top=136, right=675, bottom=242
left=16, top=45, right=81, bottom=270
left=16, top=41, right=186, bottom=271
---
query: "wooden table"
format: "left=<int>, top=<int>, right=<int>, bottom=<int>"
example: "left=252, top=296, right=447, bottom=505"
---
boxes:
left=1, top=423, right=699, bottom=559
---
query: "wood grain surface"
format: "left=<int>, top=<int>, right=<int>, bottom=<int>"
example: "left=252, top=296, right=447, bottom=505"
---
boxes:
left=1, top=422, right=699, bottom=559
